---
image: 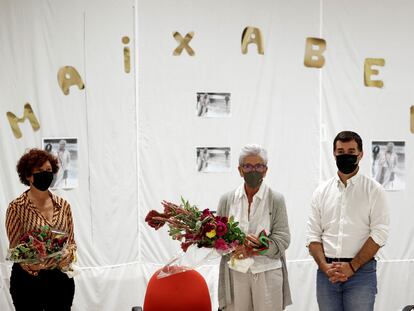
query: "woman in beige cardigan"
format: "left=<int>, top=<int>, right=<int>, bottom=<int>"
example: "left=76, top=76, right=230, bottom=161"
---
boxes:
left=217, top=144, right=292, bottom=311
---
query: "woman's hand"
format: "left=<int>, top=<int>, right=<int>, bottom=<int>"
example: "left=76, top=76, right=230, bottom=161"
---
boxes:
left=245, top=234, right=262, bottom=248
left=22, top=262, right=46, bottom=272
left=232, top=245, right=252, bottom=259
left=56, top=249, right=74, bottom=270
left=21, top=260, right=55, bottom=275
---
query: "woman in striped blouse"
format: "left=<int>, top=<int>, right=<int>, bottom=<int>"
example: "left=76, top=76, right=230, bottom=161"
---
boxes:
left=6, top=148, right=77, bottom=311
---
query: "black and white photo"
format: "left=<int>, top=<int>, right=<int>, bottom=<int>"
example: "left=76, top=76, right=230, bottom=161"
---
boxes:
left=372, top=141, right=405, bottom=191
left=42, top=137, right=78, bottom=189
left=196, top=92, right=231, bottom=118
left=196, top=147, right=231, bottom=173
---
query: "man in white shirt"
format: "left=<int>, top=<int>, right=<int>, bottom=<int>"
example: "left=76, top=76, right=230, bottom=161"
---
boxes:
left=217, top=144, right=291, bottom=311
left=307, top=131, right=390, bottom=311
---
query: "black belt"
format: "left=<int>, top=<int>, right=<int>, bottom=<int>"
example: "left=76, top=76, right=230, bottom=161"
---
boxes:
left=325, top=257, right=353, bottom=263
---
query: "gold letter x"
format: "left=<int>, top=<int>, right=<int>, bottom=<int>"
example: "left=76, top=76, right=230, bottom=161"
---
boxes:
left=173, top=31, right=195, bottom=56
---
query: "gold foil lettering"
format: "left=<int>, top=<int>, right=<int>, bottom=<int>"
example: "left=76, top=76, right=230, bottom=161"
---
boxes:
left=411, top=106, right=414, bottom=133
left=7, top=103, right=40, bottom=139
left=364, top=58, right=385, bottom=88
left=304, top=37, right=326, bottom=68
left=173, top=31, right=195, bottom=56
left=241, top=27, right=264, bottom=55
left=57, top=66, right=85, bottom=95
left=122, top=36, right=131, bottom=73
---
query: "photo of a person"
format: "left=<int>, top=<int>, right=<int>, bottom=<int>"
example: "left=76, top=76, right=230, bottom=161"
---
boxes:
left=196, top=92, right=231, bottom=118
left=54, top=140, right=71, bottom=188
left=371, top=145, right=380, bottom=177
left=197, top=93, right=210, bottom=117
left=44, top=143, right=53, bottom=153
left=42, top=138, right=78, bottom=189
left=197, top=147, right=210, bottom=172
left=196, top=147, right=231, bottom=173
left=372, top=141, right=405, bottom=191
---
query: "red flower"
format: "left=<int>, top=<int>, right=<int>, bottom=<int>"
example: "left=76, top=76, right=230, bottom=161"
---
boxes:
left=202, top=222, right=216, bottom=234
left=52, top=237, right=68, bottom=248
left=216, top=221, right=227, bottom=237
left=214, top=238, right=229, bottom=251
left=31, top=238, right=47, bottom=258
left=181, top=241, right=193, bottom=252
left=145, top=210, right=167, bottom=230
left=162, top=201, right=178, bottom=217
left=215, top=216, right=228, bottom=224
left=19, top=232, right=32, bottom=243
left=201, top=209, right=213, bottom=220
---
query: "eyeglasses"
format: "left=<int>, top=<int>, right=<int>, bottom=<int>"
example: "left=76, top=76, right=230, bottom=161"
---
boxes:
left=241, top=163, right=267, bottom=172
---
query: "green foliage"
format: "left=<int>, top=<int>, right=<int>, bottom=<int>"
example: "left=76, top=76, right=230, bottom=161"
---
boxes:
left=222, top=216, right=246, bottom=243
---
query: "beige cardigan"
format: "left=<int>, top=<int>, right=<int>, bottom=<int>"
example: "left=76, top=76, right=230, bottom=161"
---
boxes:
left=217, top=188, right=292, bottom=310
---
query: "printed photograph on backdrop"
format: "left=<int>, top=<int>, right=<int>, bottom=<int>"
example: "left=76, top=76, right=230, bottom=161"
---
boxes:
left=196, top=92, right=231, bottom=118
left=196, top=147, right=231, bottom=173
left=372, top=141, right=405, bottom=191
left=42, top=137, right=78, bottom=189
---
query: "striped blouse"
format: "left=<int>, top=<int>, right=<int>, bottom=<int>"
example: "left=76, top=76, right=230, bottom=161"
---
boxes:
left=5, top=190, right=76, bottom=273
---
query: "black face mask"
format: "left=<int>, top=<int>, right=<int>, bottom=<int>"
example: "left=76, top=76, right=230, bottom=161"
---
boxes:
left=32, top=171, right=54, bottom=191
left=336, top=154, right=359, bottom=174
left=243, top=171, right=264, bottom=188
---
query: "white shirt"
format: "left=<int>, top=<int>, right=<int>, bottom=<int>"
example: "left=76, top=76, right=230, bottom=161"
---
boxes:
left=306, top=172, right=390, bottom=258
left=229, top=183, right=281, bottom=273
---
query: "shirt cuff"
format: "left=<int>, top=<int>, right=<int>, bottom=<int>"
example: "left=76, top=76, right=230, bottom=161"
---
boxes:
left=370, top=233, right=387, bottom=247
left=306, top=237, right=322, bottom=247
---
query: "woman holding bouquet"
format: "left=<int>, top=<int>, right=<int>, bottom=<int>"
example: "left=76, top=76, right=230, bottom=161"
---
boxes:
left=5, top=148, right=77, bottom=311
left=217, top=144, right=292, bottom=311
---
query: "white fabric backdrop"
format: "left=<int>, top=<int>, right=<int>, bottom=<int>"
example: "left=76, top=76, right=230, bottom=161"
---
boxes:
left=0, top=0, right=141, bottom=310
left=320, top=1, right=414, bottom=309
left=0, top=0, right=412, bottom=310
left=137, top=1, right=320, bottom=311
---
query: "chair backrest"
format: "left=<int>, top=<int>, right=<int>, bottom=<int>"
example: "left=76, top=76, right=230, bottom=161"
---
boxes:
left=143, top=269, right=211, bottom=311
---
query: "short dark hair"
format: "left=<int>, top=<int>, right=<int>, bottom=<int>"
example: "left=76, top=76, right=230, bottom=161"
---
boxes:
left=16, top=148, right=59, bottom=186
left=333, top=131, right=363, bottom=152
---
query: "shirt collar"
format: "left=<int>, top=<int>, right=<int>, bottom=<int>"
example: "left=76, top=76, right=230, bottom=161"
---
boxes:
left=23, top=190, right=63, bottom=209
left=235, top=182, right=267, bottom=200
left=335, top=170, right=362, bottom=187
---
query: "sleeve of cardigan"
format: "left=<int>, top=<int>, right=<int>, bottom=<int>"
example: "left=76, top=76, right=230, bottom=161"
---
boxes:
left=216, top=193, right=229, bottom=217
left=265, top=191, right=291, bottom=259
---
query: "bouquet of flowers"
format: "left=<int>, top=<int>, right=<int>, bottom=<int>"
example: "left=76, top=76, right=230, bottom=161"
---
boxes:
left=146, top=198, right=247, bottom=254
left=145, top=198, right=270, bottom=277
left=6, top=225, right=68, bottom=264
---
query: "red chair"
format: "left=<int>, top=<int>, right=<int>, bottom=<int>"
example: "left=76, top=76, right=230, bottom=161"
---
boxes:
left=143, top=268, right=211, bottom=311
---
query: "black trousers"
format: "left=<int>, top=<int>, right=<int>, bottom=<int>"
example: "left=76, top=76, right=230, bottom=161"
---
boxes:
left=10, top=263, right=75, bottom=311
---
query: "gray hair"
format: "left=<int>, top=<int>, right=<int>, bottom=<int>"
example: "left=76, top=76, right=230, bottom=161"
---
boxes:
left=239, top=144, right=268, bottom=166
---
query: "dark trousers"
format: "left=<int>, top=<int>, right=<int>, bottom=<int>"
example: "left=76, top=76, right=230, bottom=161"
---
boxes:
left=10, top=263, right=75, bottom=311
